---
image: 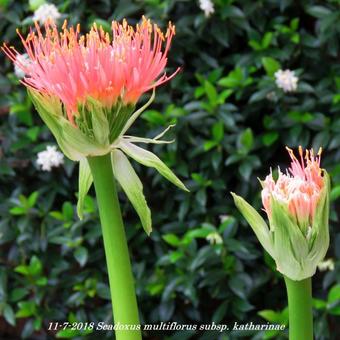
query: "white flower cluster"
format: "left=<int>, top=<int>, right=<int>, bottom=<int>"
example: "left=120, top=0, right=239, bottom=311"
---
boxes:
left=36, top=145, right=64, bottom=171
left=274, top=69, right=298, bottom=92
left=14, top=53, right=31, bottom=79
left=317, top=258, right=335, bottom=272
left=199, top=0, right=215, bottom=17
left=33, top=3, right=61, bottom=24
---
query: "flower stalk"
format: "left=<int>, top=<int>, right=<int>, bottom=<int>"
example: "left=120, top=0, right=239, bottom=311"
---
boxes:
left=2, top=18, right=188, bottom=340
left=284, top=276, right=313, bottom=340
left=87, top=154, right=141, bottom=340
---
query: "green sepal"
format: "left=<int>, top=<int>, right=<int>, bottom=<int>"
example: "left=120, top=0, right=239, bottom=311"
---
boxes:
left=118, top=140, right=189, bottom=192
left=110, top=105, right=135, bottom=142
left=27, top=89, right=65, bottom=152
left=308, top=170, right=330, bottom=264
left=122, top=124, right=175, bottom=145
left=28, top=89, right=110, bottom=161
left=270, top=198, right=310, bottom=280
left=59, top=118, right=108, bottom=160
left=111, top=149, right=152, bottom=235
left=119, top=88, right=155, bottom=136
left=77, top=97, right=110, bottom=146
left=231, top=192, right=274, bottom=258
left=77, top=158, right=93, bottom=220
left=76, top=96, right=135, bottom=144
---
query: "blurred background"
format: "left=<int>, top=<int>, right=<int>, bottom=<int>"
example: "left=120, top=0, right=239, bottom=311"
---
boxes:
left=0, top=0, right=339, bottom=339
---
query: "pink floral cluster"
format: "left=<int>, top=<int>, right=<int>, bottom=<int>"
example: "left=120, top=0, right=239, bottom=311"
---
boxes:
left=3, top=17, right=179, bottom=125
left=261, top=146, right=324, bottom=227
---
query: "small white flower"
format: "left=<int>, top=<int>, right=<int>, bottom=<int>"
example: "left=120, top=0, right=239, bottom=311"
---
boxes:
left=36, top=145, right=64, bottom=171
left=199, top=0, right=215, bottom=17
left=274, top=69, right=298, bottom=92
left=33, top=3, right=61, bottom=24
left=14, top=53, right=31, bottom=79
left=317, top=258, right=335, bottom=272
left=206, top=232, right=223, bottom=245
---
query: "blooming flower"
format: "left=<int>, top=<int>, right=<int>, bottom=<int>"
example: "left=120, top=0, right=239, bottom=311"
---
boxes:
left=2, top=17, right=187, bottom=229
left=14, top=53, right=30, bottom=79
left=36, top=145, right=64, bottom=171
left=33, top=3, right=61, bottom=24
left=261, top=146, right=324, bottom=234
left=199, top=0, right=215, bottom=17
left=3, top=18, right=178, bottom=127
left=232, top=146, right=330, bottom=280
left=274, top=69, right=298, bottom=92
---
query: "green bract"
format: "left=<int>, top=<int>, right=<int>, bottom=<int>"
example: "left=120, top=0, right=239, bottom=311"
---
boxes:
left=28, top=90, right=113, bottom=161
left=29, top=89, right=188, bottom=234
left=231, top=172, right=330, bottom=281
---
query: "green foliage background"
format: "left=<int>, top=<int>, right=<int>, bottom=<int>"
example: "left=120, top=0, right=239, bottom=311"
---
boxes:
left=0, top=0, right=339, bottom=339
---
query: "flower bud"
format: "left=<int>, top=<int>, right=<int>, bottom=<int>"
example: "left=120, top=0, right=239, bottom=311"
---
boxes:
left=232, top=146, right=330, bottom=281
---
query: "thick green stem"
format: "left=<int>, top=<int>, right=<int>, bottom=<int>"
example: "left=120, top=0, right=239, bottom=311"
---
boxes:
left=87, top=154, right=142, bottom=340
left=284, top=276, right=313, bottom=340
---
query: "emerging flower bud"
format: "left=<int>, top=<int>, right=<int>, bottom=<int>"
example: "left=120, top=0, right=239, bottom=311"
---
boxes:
left=232, top=146, right=330, bottom=281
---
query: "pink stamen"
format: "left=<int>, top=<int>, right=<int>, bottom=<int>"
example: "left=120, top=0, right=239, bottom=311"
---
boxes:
left=261, top=146, right=324, bottom=228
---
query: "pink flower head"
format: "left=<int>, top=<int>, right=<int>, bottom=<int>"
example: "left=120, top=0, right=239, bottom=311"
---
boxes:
left=261, top=146, right=324, bottom=228
left=2, top=17, right=179, bottom=125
